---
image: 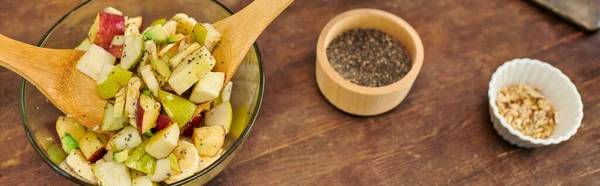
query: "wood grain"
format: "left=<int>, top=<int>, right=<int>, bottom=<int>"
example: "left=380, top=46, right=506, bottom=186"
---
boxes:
left=0, top=0, right=599, bottom=185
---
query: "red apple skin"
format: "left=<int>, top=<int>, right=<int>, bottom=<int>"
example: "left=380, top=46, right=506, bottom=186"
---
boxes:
left=107, top=45, right=123, bottom=58
left=88, top=148, right=107, bottom=163
left=156, top=115, right=172, bottom=132
left=136, top=99, right=145, bottom=134
left=182, top=115, right=202, bottom=137
left=94, top=12, right=125, bottom=49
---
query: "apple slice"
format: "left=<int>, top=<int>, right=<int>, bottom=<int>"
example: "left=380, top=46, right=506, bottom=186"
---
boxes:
left=136, top=94, right=161, bottom=134
left=93, top=160, right=131, bottom=186
left=181, top=115, right=202, bottom=137
left=139, top=65, right=161, bottom=97
left=111, top=35, right=125, bottom=46
left=125, top=22, right=141, bottom=36
left=96, top=64, right=133, bottom=99
left=147, top=157, right=173, bottom=182
left=157, top=90, right=197, bottom=128
left=191, top=23, right=222, bottom=52
left=107, top=45, right=124, bottom=58
left=108, top=126, right=143, bottom=151
left=88, top=12, right=125, bottom=49
left=101, top=103, right=128, bottom=131
left=171, top=13, right=197, bottom=35
left=112, top=149, right=129, bottom=163
left=212, top=81, right=233, bottom=107
left=144, top=25, right=168, bottom=44
left=189, top=72, right=225, bottom=104
left=75, top=38, right=92, bottom=51
left=120, top=35, right=144, bottom=70
left=145, top=122, right=179, bottom=159
left=78, top=131, right=108, bottom=163
left=76, top=44, right=116, bottom=81
left=204, top=101, right=233, bottom=133
left=56, top=116, right=86, bottom=141
left=127, top=16, right=143, bottom=31
left=104, top=7, right=123, bottom=16
left=168, top=42, right=200, bottom=68
left=66, top=149, right=97, bottom=183
left=163, top=20, right=178, bottom=36
left=192, top=126, right=225, bottom=157
left=155, top=114, right=172, bottom=132
left=150, top=59, right=171, bottom=83
left=168, top=46, right=216, bottom=95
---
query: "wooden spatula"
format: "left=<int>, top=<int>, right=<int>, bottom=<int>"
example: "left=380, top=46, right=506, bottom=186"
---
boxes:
left=0, top=0, right=293, bottom=129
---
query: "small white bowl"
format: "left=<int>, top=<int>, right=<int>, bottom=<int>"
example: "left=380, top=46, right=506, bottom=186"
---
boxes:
left=488, top=58, right=584, bottom=148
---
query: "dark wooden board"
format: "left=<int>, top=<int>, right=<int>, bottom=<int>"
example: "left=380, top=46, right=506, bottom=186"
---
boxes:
left=0, top=0, right=599, bottom=185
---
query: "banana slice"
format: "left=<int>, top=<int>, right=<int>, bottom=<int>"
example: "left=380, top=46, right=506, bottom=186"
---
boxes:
left=198, top=149, right=222, bottom=171
left=66, top=149, right=97, bottom=183
left=92, top=160, right=131, bottom=186
left=147, top=158, right=173, bottom=182
left=164, top=141, right=200, bottom=184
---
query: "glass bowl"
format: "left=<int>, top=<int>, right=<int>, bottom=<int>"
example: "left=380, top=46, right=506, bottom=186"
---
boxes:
left=20, top=0, right=264, bottom=185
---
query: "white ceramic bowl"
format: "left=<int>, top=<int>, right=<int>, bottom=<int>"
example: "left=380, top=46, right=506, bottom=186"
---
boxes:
left=488, top=58, right=584, bottom=148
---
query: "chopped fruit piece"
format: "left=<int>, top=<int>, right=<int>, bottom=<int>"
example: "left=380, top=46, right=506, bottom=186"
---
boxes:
left=181, top=115, right=202, bottom=137
left=150, top=18, right=166, bottom=26
left=164, top=141, right=199, bottom=184
left=88, top=12, right=125, bottom=49
left=168, top=46, right=215, bottom=95
left=75, top=38, right=92, bottom=51
left=212, top=81, right=233, bottom=107
left=163, top=20, right=178, bottom=36
left=56, top=116, right=86, bottom=141
left=136, top=94, right=161, bottom=134
left=155, top=114, right=172, bottom=132
left=145, top=123, right=179, bottom=159
left=157, top=90, right=197, bottom=128
left=120, top=35, right=144, bottom=70
left=205, top=101, right=233, bottom=133
left=143, top=131, right=153, bottom=138
left=143, top=25, right=168, bottom=44
left=113, top=149, right=130, bottom=163
left=48, top=144, right=68, bottom=164
left=66, top=149, right=97, bottom=183
left=132, top=176, right=157, bottom=186
left=76, top=44, right=116, bottom=81
left=150, top=59, right=171, bottom=83
left=107, top=45, right=124, bottom=58
left=139, top=65, right=161, bottom=97
left=96, top=64, right=133, bottom=99
left=125, top=77, right=142, bottom=119
left=189, top=72, right=225, bottom=104
left=126, top=16, right=143, bottom=31
left=111, top=35, right=125, bottom=46
left=167, top=42, right=200, bottom=68
left=125, top=151, right=157, bottom=174
left=109, top=126, right=143, bottom=151
left=114, top=88, right=126, bottom=117
left=192, top=126, right=225, bottom=157
left=172, top=13, right=197, bottom=35
left=168, top=153, right=180, bottom=172
left=191, top=23, right=222, bottom=52
left=60, top=133, right=79, bottom=154
left=93, top=160, right=131, bottom=186
left=78, top=131, right=108, bottom=163
left=167, top=34, right=185, bottom=43
left=147, top=158, right=173, bottom=182
left=101, top=103, right=128, bottom=131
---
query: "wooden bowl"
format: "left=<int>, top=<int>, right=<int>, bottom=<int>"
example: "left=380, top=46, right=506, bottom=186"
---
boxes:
left=316, top=9, right=424, bottom=116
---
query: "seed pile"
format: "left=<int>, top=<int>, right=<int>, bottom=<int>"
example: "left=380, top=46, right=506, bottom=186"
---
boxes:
left=496, top=84, right=556, bottom=139
left=326, top=29, right=411, bottom=87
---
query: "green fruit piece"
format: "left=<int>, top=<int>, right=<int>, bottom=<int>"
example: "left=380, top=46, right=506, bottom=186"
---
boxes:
left=141, top=89, right=152, bottom=97
left=158, top=90, right=197, bottom=128
left=120, top=35, right=145, bottom=70
left=150, top=18, right=166, bottom=26
left=168, top=42, right=200, bottom=68
left=56, top=116, right=86, bottom=141
left=143, top=25, right=168, bottom=44
left=75, top=38, right=92, bottom=51
left=145, top=123, right=179, bottom=159
left=137, top=94, right=161, bottom=134
left=168, top=153, right=180, bottom=172
left=124, top=141, right=157, bottom=174
left=189, top=72, right=224, bottom=104
left=168, top=46, right=216, bottom=95
left=143, top=131, right=153, bottom=138
left=113, top=149, right=130, bottom=163
left=205, top=101, right=233, bottom=133
left=48, top=144, right=68, bottom=164
left=151, top=59, right=172, bottom=81
left=230, top=105, right=249, bottom=139
left=191, top=23, right=222, bottom=52
left=167, top=34, right=185, bottom=43
left=111, top=35, right=125, bottom=46
left=172, top=13, right=197, bottom=35
left=109, top=126, right=143, bottom=151
left=96, top=65, right=133, bottom=99
left=102, top=103, right=128, bottom=131
left=139, top=65, right=161, bottom=97
left=60, top=133, right=79, bottom=154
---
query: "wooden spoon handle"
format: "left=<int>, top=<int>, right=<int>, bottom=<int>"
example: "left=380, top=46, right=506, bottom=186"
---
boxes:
left=0, top=34, right=45, bottom=80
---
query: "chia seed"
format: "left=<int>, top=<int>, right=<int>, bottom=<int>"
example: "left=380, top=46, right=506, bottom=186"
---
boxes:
left=326, top=29, right=411, bottom=87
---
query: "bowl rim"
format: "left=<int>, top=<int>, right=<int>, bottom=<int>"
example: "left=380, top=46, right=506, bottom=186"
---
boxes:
left=19, top=1, right=264, bottom=185
left=316, top=8, right=424, bottom=95
left=488, top=58, right=584, bottom=146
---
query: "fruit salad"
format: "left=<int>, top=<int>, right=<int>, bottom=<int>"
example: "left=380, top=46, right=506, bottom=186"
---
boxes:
left=55, top=7, right=234, bottom=185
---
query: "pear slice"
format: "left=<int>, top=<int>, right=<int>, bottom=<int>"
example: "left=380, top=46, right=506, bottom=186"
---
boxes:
left=168, top=46, right=215, bottom=95
left=189, top=72, right=224, bottom=104
left=145, top=122, right=180, bottom=159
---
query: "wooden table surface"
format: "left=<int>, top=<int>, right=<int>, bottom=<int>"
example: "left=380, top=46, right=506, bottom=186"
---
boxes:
left=1, top=0, right=599, bottom=185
